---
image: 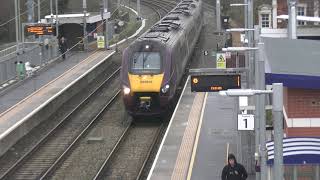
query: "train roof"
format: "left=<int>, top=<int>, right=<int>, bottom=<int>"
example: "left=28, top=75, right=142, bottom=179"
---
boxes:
left=138, top=0, right=201, bottom=44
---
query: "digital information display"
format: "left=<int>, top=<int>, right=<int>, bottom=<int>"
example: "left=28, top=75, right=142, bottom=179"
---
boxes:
left=191, top=74, right=241, bottom=92
left=25, top=24, right=55, bottom=36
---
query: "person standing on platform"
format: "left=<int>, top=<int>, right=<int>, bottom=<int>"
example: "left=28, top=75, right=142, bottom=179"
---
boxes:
left=59, top=36, right=68, bottom=60
left=221, top=153, right=248, bottom=180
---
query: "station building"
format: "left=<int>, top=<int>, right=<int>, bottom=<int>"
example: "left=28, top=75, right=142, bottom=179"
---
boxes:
left=263, top=37, right=320, bottom=137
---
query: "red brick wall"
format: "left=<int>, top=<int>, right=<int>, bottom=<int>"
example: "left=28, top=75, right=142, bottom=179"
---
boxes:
left=287, top=88, right=320, bottom=118
left=277, top=0, right=288, bottom=28
left=287, top=127, right=320, bottom=137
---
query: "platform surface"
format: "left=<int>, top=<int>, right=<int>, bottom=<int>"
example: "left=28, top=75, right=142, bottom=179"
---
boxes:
left=148, top=77, right=255, bottom=180
left=0, top=50, right=114, bottom=138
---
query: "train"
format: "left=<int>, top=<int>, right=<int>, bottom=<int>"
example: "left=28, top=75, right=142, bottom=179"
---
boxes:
left=121, top=0, right=203, bottom=116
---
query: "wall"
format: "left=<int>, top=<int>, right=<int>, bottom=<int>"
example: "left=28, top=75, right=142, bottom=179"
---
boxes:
left=287, top=88, right=320, bottom=118
left=287, top=127, right=320, bottom=137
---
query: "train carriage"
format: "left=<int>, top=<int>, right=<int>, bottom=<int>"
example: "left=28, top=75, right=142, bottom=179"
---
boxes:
left=121, top=0, right=203, bottom=116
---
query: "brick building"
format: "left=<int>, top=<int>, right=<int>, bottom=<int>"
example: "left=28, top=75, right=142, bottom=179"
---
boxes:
left=258, top=0, right=320, bottom=29
left=263, top=37, right=320, bottom=137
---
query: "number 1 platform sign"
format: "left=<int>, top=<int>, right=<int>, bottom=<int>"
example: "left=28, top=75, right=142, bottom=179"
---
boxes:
left=238, top=114, right=254, bottom=131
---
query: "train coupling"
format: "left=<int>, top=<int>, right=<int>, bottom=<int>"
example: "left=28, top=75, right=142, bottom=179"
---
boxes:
left=139, top=96, right=151, bottom=110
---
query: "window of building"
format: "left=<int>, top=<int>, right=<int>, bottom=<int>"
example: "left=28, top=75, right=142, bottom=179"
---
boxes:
left=259, top=5, right=272, bottom=28
left=297, top=4, right=307, bottom=25
left=261, top=13, right=271, bottom=28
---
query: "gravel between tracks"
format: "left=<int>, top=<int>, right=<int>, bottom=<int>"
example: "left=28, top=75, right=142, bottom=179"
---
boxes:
left=0, top=1, right=159, bottom=177
left=4, top=65, right=121, bottom=179
left=0, top=61, right=120, bottom=178
left=50, top=98, right=131, bottom=180
left=100, top=122, right=162, bottom=180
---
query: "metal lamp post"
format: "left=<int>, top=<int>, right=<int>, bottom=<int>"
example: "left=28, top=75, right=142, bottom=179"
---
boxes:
left=83, top=0, right=88, bottom=51
left=216, top=0, right=221, bottom=32
left=219, top=84, right=284, bottom=180
left=222, top=44, right=268, bottom=180
left=104, top=0, right=109, bottom=49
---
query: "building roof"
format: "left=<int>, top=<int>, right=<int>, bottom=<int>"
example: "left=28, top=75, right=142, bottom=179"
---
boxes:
left=44, top=13, right=110, bottom=24
left=263, top=37, right=320, bottom=89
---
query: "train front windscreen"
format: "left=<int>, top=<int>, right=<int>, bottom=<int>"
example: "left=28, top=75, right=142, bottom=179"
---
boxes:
left=130, top=52, right=161, bottom=74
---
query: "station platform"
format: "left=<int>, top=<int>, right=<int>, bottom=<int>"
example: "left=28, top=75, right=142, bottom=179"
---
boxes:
left=148, top=76, right=256, bottom=180
left=0, top=50, right=115, bottom=156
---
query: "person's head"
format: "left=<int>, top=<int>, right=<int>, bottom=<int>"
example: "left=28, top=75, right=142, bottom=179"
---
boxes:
left=228, top=153, right=237, bottom=167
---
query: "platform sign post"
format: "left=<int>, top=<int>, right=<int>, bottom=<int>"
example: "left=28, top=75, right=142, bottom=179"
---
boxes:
left=238, top=114, right=254, bottom=130
left=216, top=53, right=226, bottom=69
left=97, top=36, right=105, bottom=49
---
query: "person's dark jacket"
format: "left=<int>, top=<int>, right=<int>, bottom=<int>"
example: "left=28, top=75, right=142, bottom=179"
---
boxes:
left=59, top=39, right=67, bottom=53
left=221, top=154, right=248, bottom=180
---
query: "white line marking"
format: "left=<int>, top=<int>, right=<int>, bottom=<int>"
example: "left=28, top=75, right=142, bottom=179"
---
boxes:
left=147, top=76, right=191, bottom=180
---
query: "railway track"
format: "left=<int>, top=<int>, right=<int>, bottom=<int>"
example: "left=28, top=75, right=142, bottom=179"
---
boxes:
left=0, top=1, right=179, bottom=179
left=141, top=0, right=177, bottom=19
left=0, top=65, right=121, bottom=180
left=93, top=122, right=164, bottom=180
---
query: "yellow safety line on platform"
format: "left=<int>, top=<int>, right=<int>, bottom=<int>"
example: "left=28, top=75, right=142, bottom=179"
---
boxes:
left=171, top=92, right=205, bottom=180
left=186, top=92, right=208, bottom=180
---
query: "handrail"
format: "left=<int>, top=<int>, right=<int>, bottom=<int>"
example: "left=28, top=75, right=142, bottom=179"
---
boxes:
left=0, top=42, right=40, bottom=58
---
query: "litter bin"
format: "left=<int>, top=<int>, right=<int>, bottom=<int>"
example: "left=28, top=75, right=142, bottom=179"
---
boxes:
left=15, top=61, right=26, bottom=80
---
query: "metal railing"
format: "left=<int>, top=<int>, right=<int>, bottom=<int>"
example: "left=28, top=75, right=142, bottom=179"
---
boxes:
left=0, top=42, right=41, bottom=58
left=0, top=45, right=19, bottom=58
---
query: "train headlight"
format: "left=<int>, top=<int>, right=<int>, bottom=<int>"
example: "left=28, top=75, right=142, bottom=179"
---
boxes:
left=123, top=86, right=131, bottom=95
left=161, top=84, right=170, bottom=94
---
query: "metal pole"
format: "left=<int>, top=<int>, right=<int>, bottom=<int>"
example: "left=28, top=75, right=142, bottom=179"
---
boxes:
left=55, top=0, right=59, bottom=38
left=27, top=0, right=34, bottom=23
left=272, top=83, right=284, bottom=180
left=248, top=0, right=254, bottom=88
left=50, top=0, right=53, bottom=23
left=137, top=0, right=141, bottom=19
left=104, top=0, right=109, bottom=49
left=288, top=0, right=297, bottom=39
left=38, top=0, right=41, bottom=22
left=254, top=43, right=261, bottom=180
left=15, top=0, right=20, bottom=55
left=258, top=42, right=267, bottom=180
left=18, top=0, right=21, bottom=43
left=216, top=0, right=221, bottom=32
left=293, top=166, right=297, bottom=180
left=316, top=165, right=320, bottom=180
left=243, top=0, right=249, bottom=88
left=83, top=0, right=88, bottom=51
left=287, top=0, right=291, bottom=37
left=272, top=0, right=277, bottom=28
left=236, top=52, right=239, bottom=68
